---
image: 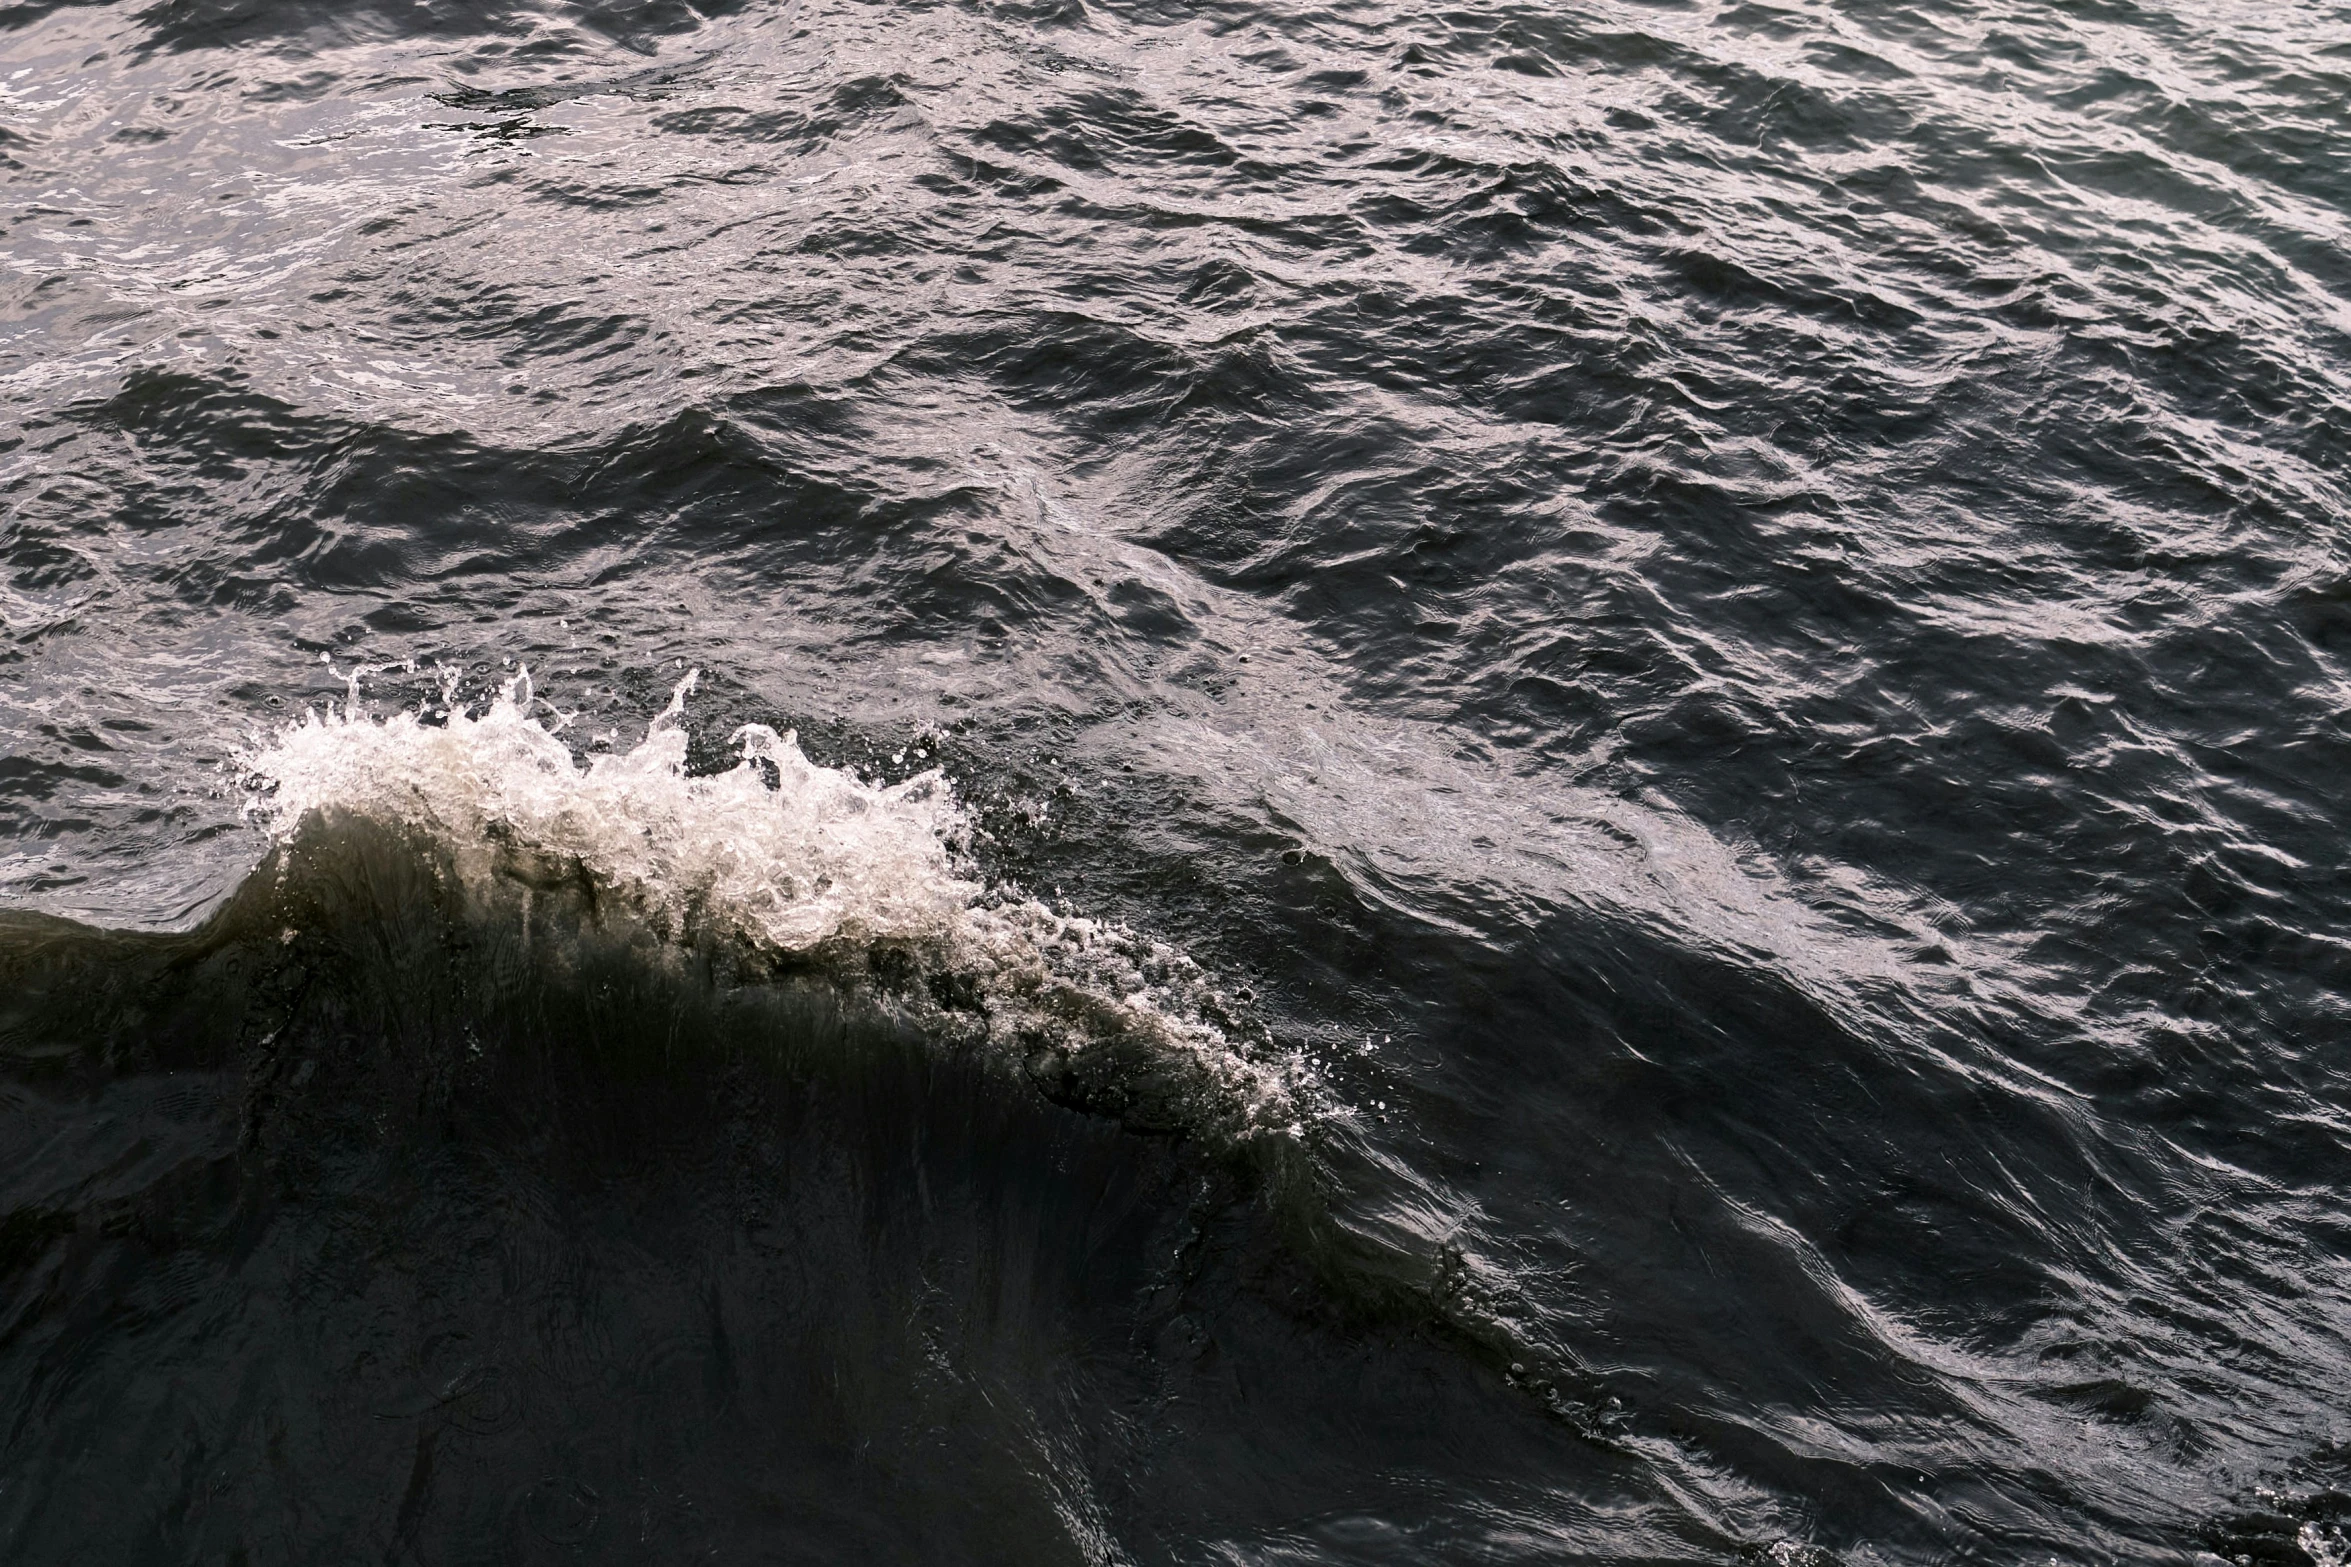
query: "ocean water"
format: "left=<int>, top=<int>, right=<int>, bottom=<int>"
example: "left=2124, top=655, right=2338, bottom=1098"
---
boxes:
left=5, top=0, right=2351, bottom=1559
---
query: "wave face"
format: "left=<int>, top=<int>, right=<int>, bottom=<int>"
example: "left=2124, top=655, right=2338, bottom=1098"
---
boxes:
left=0, top=814, right=1262, bottom=1567
left=9, top=0, right=2351, bottom=1558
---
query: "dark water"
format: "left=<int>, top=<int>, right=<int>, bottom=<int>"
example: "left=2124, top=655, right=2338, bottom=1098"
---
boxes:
left=7, top=0, right=2351, bottom=1558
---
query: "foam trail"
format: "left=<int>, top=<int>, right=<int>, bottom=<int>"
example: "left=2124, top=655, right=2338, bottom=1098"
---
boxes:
left=242, top=668, right=1306, bottom=1144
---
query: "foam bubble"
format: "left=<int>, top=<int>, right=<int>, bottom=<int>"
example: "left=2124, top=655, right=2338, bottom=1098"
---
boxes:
left=241, top=667, right=1305, bottom=1144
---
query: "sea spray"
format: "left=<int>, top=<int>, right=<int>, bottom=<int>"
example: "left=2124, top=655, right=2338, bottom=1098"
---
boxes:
left=240, top=666, right=1309, bottom=1147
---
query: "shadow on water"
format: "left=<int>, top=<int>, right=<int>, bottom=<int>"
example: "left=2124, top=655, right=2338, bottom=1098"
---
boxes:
left=0, top=818, right=1715, bottom=1565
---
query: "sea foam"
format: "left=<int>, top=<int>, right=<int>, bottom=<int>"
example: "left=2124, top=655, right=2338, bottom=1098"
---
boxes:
left=242, top=667, right=1305, bottom=1144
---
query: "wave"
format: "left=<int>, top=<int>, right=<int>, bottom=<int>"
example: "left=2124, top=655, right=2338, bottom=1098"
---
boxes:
left=237, top=664, right=1309, bottom=1149
left=0, top=663, right=1604, bottom=1449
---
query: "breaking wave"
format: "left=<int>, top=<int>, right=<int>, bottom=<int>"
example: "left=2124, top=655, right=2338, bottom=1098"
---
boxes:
left=239, top=665, right=1310, bottom=1148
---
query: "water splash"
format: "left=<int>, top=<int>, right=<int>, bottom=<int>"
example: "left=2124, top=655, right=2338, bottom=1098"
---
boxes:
left=241, top=666, right=1307, bottom=1145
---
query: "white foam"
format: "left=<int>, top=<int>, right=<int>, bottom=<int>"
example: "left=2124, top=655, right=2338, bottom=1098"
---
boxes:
left=241, top=667, right=1305, bottom=1142
left=248, top=666, right=973, bottom=951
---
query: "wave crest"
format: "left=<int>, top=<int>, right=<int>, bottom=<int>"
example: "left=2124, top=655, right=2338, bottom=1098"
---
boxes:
left=242, top=667, right=1306, bottom=1145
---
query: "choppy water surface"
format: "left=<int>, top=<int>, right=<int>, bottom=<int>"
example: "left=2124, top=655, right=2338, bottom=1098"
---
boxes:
left=7, top=0, right=2351, bottom=1559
